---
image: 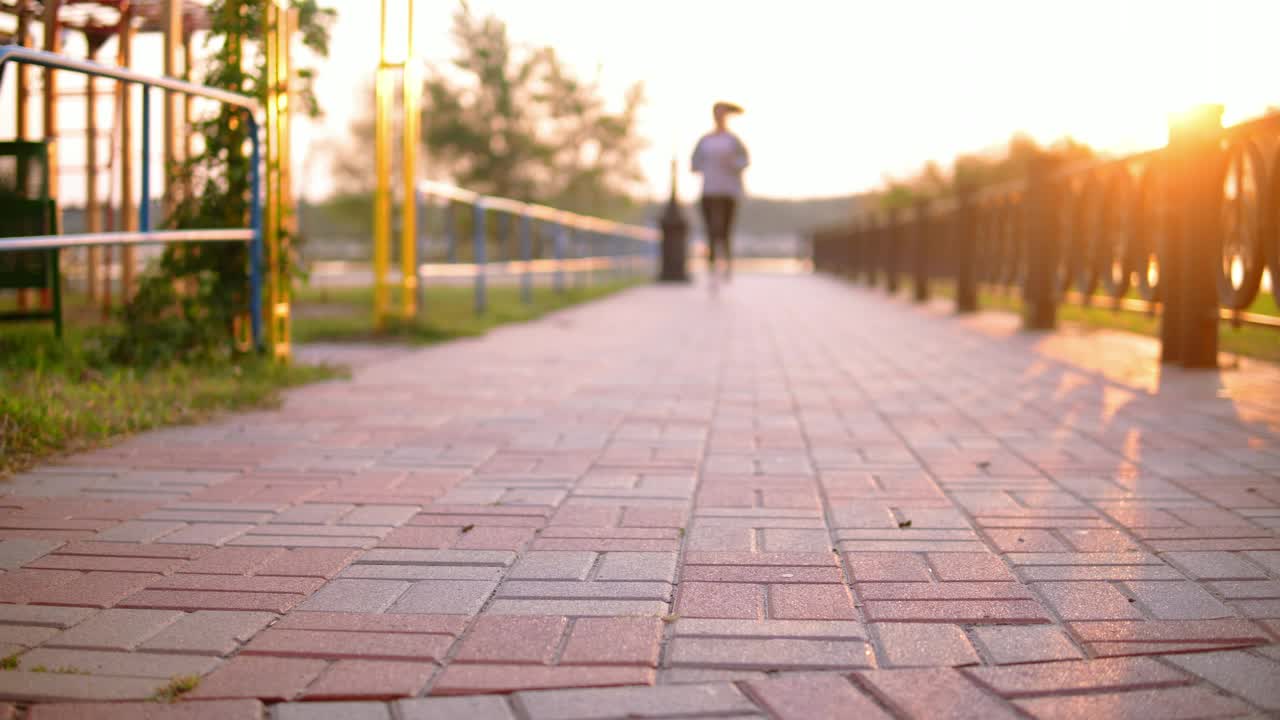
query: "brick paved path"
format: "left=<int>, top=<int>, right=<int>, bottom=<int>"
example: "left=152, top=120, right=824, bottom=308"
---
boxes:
left=2, top=275, right=1280, bottom=719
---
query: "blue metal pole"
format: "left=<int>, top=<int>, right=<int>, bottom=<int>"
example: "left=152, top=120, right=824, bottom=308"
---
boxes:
left=474, top=201, right=487, bottom=315
left=139, top=86, right=151, bottom=232
left=520, top=211, right=532, bottom=305
left=248, top=114, right=263, bottom=350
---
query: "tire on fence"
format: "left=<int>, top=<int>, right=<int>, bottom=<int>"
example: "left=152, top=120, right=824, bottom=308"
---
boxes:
left=1216, top=136, right=1268, bottom=310
left=1098, top=169, right=1138, bottom=300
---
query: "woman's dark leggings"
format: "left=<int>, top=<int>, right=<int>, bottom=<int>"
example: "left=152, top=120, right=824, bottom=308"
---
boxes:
left=700, top=195, right=737, bottom=264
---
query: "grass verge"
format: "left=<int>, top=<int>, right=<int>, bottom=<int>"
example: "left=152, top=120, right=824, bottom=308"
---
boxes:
left=917, top=280, right=1280, bottom=364
left=293, top=280, right=642, bottom=344
left=0, top=325, right=346, bottom=477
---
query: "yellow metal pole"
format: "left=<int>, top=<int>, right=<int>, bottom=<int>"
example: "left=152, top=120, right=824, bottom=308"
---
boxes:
left=373, top=0, right=392, bottom=329
left=264, top=2, right=294, bottom=362
left=41, top=0, right=61, bottom=311
left=400, top=0, right=418, bottom=319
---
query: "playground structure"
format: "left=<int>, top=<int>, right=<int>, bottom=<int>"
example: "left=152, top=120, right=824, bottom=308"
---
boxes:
left=0, top=0, right=294, bottom=358
left=369, top=0, right=659, bottom=329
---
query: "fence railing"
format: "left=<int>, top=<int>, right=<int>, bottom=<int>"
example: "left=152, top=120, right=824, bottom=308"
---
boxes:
left=0, top=45, right=266, bottom=347
left=368, top=180, right=658, bottom=321
left=812, top=106, right=1280, bottom=367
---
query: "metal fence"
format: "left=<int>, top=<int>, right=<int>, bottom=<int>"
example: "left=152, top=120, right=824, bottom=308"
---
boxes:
left=0, top=45, right=266, bottom=346
left=812, top=107, right=1279, bottom=367
left=369, top=180, right=659, bottom=322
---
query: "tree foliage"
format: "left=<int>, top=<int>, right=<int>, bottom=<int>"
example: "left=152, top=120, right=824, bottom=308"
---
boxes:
left=335, top=2, right=646, bottom=220
left=113, top=0, right=334, bottom=365
left=875, top=134, right=1096, bottom=211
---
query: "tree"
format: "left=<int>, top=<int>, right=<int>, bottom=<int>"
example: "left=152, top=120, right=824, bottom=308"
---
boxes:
left=420, top=3, right=645, bottom=217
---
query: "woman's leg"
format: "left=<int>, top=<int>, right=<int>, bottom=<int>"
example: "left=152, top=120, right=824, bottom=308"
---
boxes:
left=700, top=196, right=718, bottom=272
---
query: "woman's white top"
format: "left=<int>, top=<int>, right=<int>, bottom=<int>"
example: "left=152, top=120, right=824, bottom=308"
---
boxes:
left=692, top=131, right=750, bottom=197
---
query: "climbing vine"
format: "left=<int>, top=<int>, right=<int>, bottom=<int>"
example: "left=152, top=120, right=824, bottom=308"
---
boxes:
left=111, top=0, right=333, bottom=365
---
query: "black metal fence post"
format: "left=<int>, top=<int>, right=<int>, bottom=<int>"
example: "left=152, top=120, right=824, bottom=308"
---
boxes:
left=912, top=200, right=930, bottom=302
left=1022, top=155, right=1059, bottom=330
left=954, top=189, right=978, bottom=313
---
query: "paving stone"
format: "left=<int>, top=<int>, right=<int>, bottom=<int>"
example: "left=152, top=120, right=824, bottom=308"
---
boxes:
left=0, top=605, right=94, bottom=629
left=16, top=647, right=218, bottom=678
left=498, top=580, right=671, bottom=600
left=386, top=579, right=498, bottom=614
left=875, top=623, right=980, bottom=667
left=1069, top=618, right=1270, bottom=656
left=1120, top=580, right=1233, bottom=619
left=560, top=617, right=662, bottom=666
left=863, top=599, right=1049, bottom=624
left=768, top=584, right=858, bottom=619
left=177, top=547, right=284, bottom=575
left=301, top=659, right=434, bottom=700
left=275, top=702, right=391, bottom=720
left=432, top=664, right=655, bottom=695
left=843, top=552, right=933, bottom=582
left=0, top=672, right=161, bottom=701
left=188, top=655, right=328, bottom=701
left=27, top=570, right=159, bottom=608
left=0, top=625, right=57, bottom=647
left=454, top=615, right=567, bottom=664
left=29, top=699, right=263, bottom=719
left=927, top=552, right=1015, bottom=581
left=485, top=599, right=668, bottom=616
left=594, top=552, right=677, bottom=582
left=1161, top=551, right=1268, bottom=579
left=357, top=549, right=514, bottom=567
left=507, top=551, right=597, bottom=580
left=857, top=667, right=1020, bottom=719
left=242, top=628, right=453, bottom=661
left=1014, top=685, right=1257, bottom=720
left=675, top=582, right=763, bottom=619
left=45, top=608, right=183, bottom=650
left=857, top=582, right=1033, bottom=600
left=256, top=548, right=361, bottom=578
left=970, top=625, right=1083, bottom=664
left=139, top=610, right=277, bottom=655
left=966, top=656, right=1190, bottom=697
left=744, top=673, right=893, bottom=720
left=92, top=522, right=187, bottom=544
left=297, top=579, right=409, bottom=612
left=120, top=590, right=305, bottom=613
left=672, top=618, right=868, bottom=640
left=1033, top=582, right=1145, bottom=620
left=158, top=524, right=254, bottom=546
left=513, top=682, right=757, bottom=719
left=668, top=636, right=875, bottom=670
left=26, top=554, right=184, bottom=574
left=1164, top=649, right=1280, bottom=711
left=273, top=611, right=467, bottom=635
left=395, top=695, right=517, bottom=720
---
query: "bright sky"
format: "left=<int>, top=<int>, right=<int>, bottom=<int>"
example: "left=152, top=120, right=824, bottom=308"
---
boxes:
left=296, top=0, right=1279, bottom=202
left=3, top=0, right=1278, bottom=205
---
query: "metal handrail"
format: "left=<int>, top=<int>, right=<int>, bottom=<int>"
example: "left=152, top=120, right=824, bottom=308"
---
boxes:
left=0, top=46, right=260, bottom=111
left=0, top=229, right=254, bottom=251
left=0, top=45, right=264, bottom=347
left=414, top=180, right=658, bottom=315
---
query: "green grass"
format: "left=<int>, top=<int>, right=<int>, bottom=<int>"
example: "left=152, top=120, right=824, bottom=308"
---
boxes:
left=152, top=675, right=200, bottom=703
left=918, top=280, right=1280, bottom=364
left=0, top=324, right=347, bottom=477
left=293, top=280, right=643, bottom=345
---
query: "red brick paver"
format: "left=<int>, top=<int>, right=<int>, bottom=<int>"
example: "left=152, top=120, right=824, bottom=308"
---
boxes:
left=3, top=275, right=1280, bottom=716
